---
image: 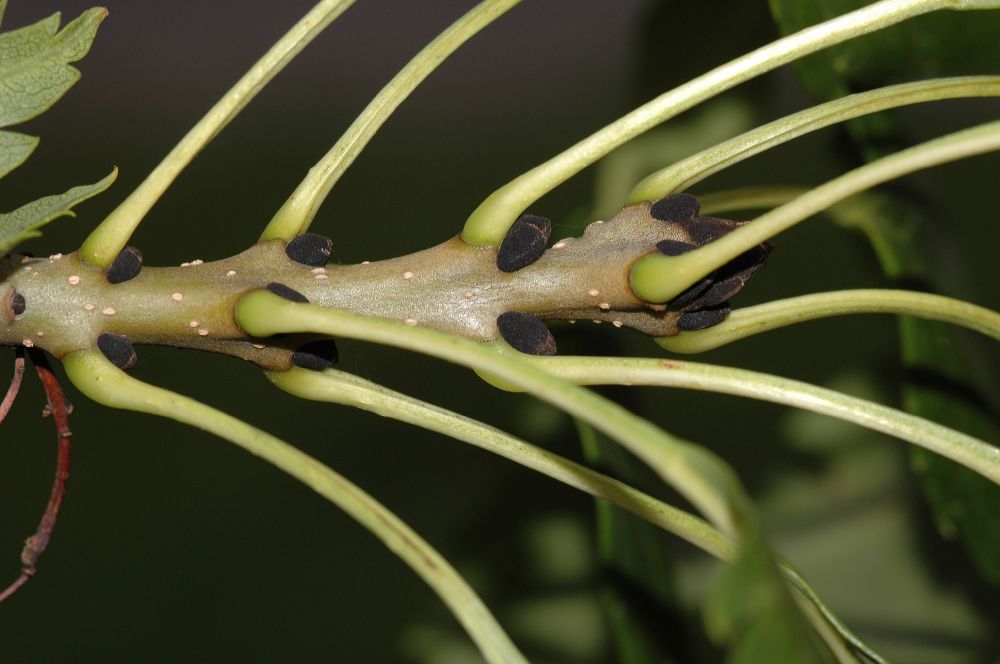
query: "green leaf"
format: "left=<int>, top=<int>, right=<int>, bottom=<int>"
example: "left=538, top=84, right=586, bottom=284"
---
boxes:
left=705, top=526, right=830, bottom=664
left=0, top=7, right=107, bottom=127
left=0, top=128, right=37, bottom=179
left=835, top=194, right=1000, bottom=583
left=772, top=0, right=1000, bottom=585
left=0, top=168, right=116, bottom=254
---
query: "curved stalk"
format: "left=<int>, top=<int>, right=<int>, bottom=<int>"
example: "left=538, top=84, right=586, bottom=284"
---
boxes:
left=508, top=353, right=1000, bottom=487
left=630, top=118, right=1000, bottom=303
left=461, top=0, right=1000, bottom=247
left=262, top=0, right=521, bottom=242
left=236, top=291, right=753, bottom=535
left=269, top=366, right=728, bottom=554
left=627, top=76, right=1000, bottom=203
left=63, top=350, right=527, bottom=664
left=657, top=289, right=1000, bottom=353
left=81, top=0, right=357, bottom=268
left=270, top=365, right=883, bottom=663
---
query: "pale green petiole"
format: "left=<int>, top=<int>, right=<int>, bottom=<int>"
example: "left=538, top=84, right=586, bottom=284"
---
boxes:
left=627, top=76, right=1000, bottom=202
left=461, top=0, right=1000, bottom=247
left=63, top=350, right=527, bottom=664
left=267, top=366, right=729, bottom=556
left=261, top=0, right=522, bottom=242
left=657, top=289, right=1000, bottom=353
left=80, top=0, right=357, bottom=268
left=236, top=290, right=752, bottom=536
left=507, top=353, right=1000, bottom=487
left=269, top=365, right=884, bottom=663
left=630, top=118, right=1000, bottom=303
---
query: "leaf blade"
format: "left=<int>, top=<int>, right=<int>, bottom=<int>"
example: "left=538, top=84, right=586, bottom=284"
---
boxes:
left=0, top=129, right=37, bottom=179
left=0, top=168, right=116, bottom=255
left=0, top=7, right=107, bottom=127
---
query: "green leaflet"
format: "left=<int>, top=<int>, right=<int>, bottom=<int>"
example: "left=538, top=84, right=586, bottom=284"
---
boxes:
left=0, top=6, right=107, bottom=126
left=771, top=0, right=1000, bottom=583
left=834, top=194, right=1000, bottom=583
left=0, top=3, right=110, bottom=256
left=0, top=129, right=36, bottom=179
left=705, top=526, right=830, bottom=664
left=0, top=169, right=117, bottom=255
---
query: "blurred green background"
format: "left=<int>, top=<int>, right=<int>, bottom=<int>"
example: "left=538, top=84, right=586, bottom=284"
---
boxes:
left=1, top=1, right=999, bottom=661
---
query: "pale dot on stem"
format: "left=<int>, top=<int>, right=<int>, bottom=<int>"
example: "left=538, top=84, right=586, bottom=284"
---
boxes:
left=83, top=303, right=95, bottom=311
left=102, top=307, right=116, bottom=315
left=198, top=329, right=209, bottom=336
left=67, top=275, right=80, bottom=285
left=403, top=271, right=414, bottom=280
left=171, top=292, right=184, bottom=302
left=587, top=289, right=600, bottom=297
left=404, top=318, right=418, bottom=326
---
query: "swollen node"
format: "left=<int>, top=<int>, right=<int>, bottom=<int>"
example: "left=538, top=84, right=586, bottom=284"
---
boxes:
left=107, top=246, right=143, bottom=284
left=496, top=311, right=557, bottom=356
left=496, top=214, right=552, bottom=272
left=97, top=332, right=138, bottom=370
left=286, top=233, right=333, bottom=267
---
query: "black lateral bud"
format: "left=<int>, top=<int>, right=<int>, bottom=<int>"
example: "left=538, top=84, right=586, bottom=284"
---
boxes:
left=496, top=214, right=552, bottom=272
left=496, top=311, right=557, bottom=356
left=97, top=332, right=138, bottom=370
left=655, top=239, right=699, bottom=256
left=666, top=277, right=712, bottom=311
left=266, top=282, right=309, bottom=303
left=678, top=304, right=731, bottom=331
left=107, top=246, right=143, bottom=284
left=9, top=291, right=25, bottom=316
left=286, top=233, right=333, bottom=267
left=292, top=339, right=339, bottom=371
left=650, top=193, right=700, bottom=223
left=680, top=216, right=743, bottom=245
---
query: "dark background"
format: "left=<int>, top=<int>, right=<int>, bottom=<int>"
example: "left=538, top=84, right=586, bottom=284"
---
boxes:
left=1, top=1, right=998, bottom=662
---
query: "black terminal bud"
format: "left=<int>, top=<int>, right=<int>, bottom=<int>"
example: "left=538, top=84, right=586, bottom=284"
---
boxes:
left=496, top=214, right=551, bottom=273
left=655, top=239, right=699, bottom=256
left=650, top=193, right=700, bottom=223
left=678, top=304, right=731, bottom=331
left=97, top=332, right=138, bottom=370
left=107, top=246, right=143, bottom=284
left=266, top=282, right=309, bottom=303
left=286, top=233, right=333, bottom=267
left=292, top=339, right=340, bottom=371
left=496, top=311, right=557, bottom=356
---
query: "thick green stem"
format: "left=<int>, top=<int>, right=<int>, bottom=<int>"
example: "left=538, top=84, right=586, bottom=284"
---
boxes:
left=630, top=119, right=1000, bottom=303
left=461, top=0, right=1000, bottom=247
left=80, top=0, right=356, bottom=267
left=63, top=350, right=527, bottom=664
left=262, top=0, right=521, bottom=241
left=657, top=289, right=1000, bottom=353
